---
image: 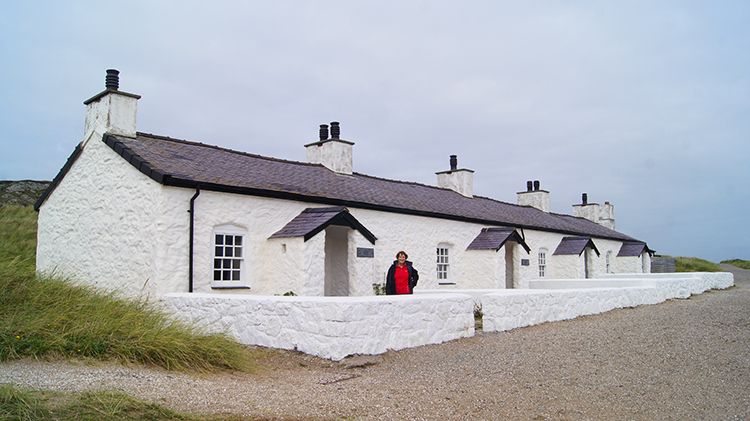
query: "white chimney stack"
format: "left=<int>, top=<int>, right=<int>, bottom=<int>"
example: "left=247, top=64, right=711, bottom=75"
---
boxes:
left=436, top=155, right=474, bottom=198
left=305, top=121, right=354, bottom=175
left=573, top=193, right=616, bottom=230
left=83, top=69, right=140, bottom=147
left=517, top=180, right=549, bottom=212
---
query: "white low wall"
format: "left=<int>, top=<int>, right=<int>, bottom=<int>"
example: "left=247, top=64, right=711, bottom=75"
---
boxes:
left=482, top=272, right=734, bottom=333
left=161, top=293, right=475, bottom=361
left=161, top=272, right=733, bottom=360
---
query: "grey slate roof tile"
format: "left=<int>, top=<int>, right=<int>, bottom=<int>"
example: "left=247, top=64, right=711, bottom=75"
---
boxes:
left=107, top=132, right=642, bottom=243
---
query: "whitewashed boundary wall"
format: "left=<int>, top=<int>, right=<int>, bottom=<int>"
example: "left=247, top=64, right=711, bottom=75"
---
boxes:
left=161, top=293, right=475, bottom=361
left=162, top=272, right=732, bottom=360
left=481, top=272, right=734, bottom=333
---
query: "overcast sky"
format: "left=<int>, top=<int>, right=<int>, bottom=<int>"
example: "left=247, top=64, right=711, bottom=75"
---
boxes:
left=1, top=1, right=748, bottom=262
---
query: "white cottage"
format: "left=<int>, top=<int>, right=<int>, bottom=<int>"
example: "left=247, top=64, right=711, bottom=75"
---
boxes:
left=35, top=70, right=653, bottom=300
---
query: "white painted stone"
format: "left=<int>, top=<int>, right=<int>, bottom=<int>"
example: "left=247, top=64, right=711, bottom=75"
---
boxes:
left=305, top=139, right=354, bottom=175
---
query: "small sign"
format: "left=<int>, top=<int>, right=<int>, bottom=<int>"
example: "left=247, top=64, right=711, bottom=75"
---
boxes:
left=521, top=259, right=530, bottom=266
left=357, top=247, right=374, bottom=258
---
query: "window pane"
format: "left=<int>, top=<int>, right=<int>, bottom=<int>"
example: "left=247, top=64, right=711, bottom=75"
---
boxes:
left=214, top=259, right=221, bottom=269
left=226, top=236, right=233, bottom=246
left=232, top=260, right=241, bottom=269
left=215, top=246, right=223, bottom=257
left=232, top=271, right=240, bottom=281
left=234, top=236, right=242, bottom=246
left=223, top=259, right=231, bottom=268
left=214, top=270, right=221, bottom=281
left=223, top=270, right=231, bottom=280
left=215, top=235, right=223, bottom=245
left=234, top=247, right=242, bottom=257
left=225, top=247, right=233, bottom=257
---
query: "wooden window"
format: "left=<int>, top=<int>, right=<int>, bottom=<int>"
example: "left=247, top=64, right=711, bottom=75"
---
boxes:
left=437, top=245, right=451, bottom=283
left=538, top=249, right=547, bottom=278
left=212, top=226, right=247, bottom=288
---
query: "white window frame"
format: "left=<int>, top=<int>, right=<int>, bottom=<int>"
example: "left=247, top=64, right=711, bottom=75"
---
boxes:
left=538, top=249, right=547, bottom=278
left=437, top=244, right=452, bottom=284
left=212, top=225, right=248, bottom=288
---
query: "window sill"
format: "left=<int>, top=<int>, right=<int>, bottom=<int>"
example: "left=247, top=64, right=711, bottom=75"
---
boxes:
left=438, top=282, right=456, bottom=285
left=210, top=286, right=251, bottom=290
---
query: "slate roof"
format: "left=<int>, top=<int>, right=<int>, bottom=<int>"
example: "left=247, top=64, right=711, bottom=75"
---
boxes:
left=466, top=227, right=531, bottom=252
left=553, top=237, right=601, bottom=256
left=618, top=242, right=651, bottom=257
left=40, top=131, right=644, bottom=243
left=269, top=206, right=376, bottom=244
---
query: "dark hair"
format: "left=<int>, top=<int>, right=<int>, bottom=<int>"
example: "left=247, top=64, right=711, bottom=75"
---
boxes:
left=396, top=251, right=408, bottom=259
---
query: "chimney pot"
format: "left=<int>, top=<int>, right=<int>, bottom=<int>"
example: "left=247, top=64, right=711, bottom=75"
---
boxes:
left=534, top=180, right=540, bottom=191
left=319, top=124, right=329, bottom=141
left=330, top=121, right=340, bottom=139
left=105, top=69, right=119, bottom=90
left=526, top=181, right=533, bottom=192
left=582, top=193, right=588, bottom=205
left=450, top=155, right=458, bottom=171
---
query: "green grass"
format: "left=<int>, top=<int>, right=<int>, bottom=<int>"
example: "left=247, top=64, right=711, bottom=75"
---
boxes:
left=0, top=384, right=253, bottom=421
left=0, top=205, right=256, bottom=372
left=674, top=256, right=723, bottom=272
left=720, top=259, right=750, bottom=270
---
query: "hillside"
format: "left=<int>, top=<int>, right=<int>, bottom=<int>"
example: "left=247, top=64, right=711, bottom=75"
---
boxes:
left=0, top=180, right=50, bottom=207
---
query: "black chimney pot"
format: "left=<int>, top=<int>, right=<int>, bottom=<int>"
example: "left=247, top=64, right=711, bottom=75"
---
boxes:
left=330, top=121, right=340, bottom=139
left=526, top=181, right=533, bottom=192
left=105, top=69, right=119, bottom=90
left=534, top=180, right=540, bottom=191
left=450, top=155, right=458, bottom=171
left=582, top=193, right=588, bottom=205
left=319, top=124, right=329, bottom=141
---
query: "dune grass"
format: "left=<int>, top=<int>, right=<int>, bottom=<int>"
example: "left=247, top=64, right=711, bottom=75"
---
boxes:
left=0, top=205, right=256, bottom=372
left=0, top=384, right=250, bottom=421
left=720, top=259, right=750, bottom=270
left=674, top=256, right=723, bottom=272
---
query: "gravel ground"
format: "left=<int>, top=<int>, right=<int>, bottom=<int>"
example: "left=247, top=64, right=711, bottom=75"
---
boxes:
left=2, top=265, right=749, bottom=420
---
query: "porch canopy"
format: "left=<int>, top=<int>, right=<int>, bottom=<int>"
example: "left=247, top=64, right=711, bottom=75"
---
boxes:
left=466, top=227, right=531, bottom=253
left=553, top=236, right=601, bottom=256
left=269, top=206, right=377, bottom=244
left=617, top=242, right=654, bottom=257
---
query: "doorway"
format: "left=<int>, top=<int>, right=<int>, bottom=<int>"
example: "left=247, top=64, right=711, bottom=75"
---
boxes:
left=324, top=225, right=350, bottom=296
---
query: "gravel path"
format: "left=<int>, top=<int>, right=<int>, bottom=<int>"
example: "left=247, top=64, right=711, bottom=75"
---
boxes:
left=2, top=265, right=749, bottom=420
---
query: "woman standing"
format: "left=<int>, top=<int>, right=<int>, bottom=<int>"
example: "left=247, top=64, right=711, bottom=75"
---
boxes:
left=385, top=251, right=419, bottom=295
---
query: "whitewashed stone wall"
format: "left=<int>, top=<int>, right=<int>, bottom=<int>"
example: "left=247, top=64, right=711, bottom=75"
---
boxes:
left=161, top=272, right=732, bottom=360
left=482, top=272, right=734, bottom=333
left=161, top=293, right=475, bottom=361
left=36, top=136, right=170, bottom=299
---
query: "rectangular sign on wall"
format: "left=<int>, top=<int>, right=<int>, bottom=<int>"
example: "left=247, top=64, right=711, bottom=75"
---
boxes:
left=357, top=248, right=374, bottom=258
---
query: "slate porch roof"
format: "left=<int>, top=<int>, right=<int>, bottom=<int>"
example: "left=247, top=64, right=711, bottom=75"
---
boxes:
left=39, top=132, right=644, bottom=243
left=553, top=237, right=601, bottom=256
left=618, top=242, right=653, bottom=257
left=466, top=227, right=531, bottom=253
left=269, top=206, right=377, bottom=244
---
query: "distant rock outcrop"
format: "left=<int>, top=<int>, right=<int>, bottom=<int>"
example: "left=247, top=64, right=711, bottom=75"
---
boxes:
left=0, top=180, right=51, bottom=207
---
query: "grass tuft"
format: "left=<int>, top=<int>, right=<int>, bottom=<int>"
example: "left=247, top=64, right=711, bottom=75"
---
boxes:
left=674, top=256, right=723, bottom=272
left=0, top=384, right=250, bottom=420
left=0, top=384, right=51, bottom=421
left=720, top=259, right=750, bottom=270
